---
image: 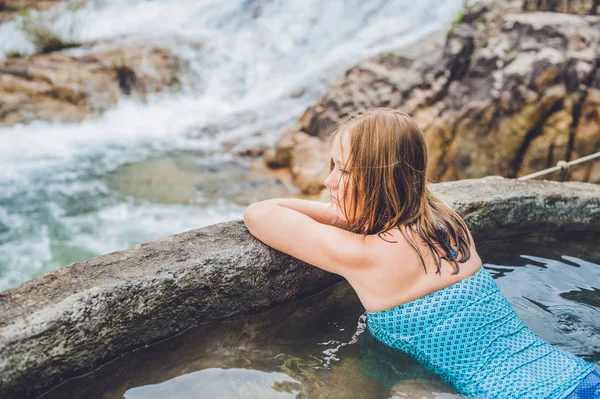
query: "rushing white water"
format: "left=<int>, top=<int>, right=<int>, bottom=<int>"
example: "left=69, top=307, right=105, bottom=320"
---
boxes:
left=0, top=0, right=464, bottom=290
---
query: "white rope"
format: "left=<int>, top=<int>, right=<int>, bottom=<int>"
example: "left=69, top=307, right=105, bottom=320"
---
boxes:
left=518, top=151, right=600, bottom=181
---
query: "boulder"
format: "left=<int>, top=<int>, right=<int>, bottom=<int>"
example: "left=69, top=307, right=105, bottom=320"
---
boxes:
left=289, top=132, right=332, bottom=195
left=0, top=43, right=183, bottom=125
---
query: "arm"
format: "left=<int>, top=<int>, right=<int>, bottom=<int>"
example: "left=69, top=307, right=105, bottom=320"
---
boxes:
left=243, top=199, right=373, bottom=277
left=270, top=198, right=350, bottom=230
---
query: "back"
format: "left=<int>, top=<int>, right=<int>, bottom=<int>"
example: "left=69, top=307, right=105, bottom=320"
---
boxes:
left=347, top=223, right=483, bottom=313
left=366, top=267, right=595, bottom=398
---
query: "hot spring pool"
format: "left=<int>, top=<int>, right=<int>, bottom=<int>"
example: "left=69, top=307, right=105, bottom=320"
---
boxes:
left=39, top=233, right=600, bottom=399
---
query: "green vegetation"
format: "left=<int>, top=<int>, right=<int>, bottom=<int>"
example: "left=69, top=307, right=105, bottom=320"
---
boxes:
left=21, top=17, right=80, bottom=54
left=455, top=10, right=464, bottom=24
left=4, top=49, right=24, bottom=58
left=15, top=10, right=82, bottom=55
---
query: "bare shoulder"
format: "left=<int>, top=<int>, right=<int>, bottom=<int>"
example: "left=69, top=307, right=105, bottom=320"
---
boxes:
left=345, top=225, right=483, bottom=313
left=343, top=227, right=420, bottom=282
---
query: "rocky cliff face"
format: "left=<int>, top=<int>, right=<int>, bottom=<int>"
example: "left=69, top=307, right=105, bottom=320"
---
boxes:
left=265, top=1, right=600, bottom=195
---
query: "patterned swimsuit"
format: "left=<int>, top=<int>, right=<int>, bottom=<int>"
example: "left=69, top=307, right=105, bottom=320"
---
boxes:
left=365, top=228, right=599, bottom=398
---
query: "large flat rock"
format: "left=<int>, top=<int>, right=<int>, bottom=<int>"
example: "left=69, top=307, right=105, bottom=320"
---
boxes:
left=1, top=177, right=599, bottom=398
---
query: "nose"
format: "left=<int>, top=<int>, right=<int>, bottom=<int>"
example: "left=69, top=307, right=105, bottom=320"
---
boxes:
left=324, top=169, right=338, bottom=189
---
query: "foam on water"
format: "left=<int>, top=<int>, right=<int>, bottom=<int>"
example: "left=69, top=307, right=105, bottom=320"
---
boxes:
left=0, top=0, right=464, bottom=290
left=63, top=200, right=245, bottom=255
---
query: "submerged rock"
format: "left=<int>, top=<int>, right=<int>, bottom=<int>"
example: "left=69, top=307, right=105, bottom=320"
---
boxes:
left=0, top=43, right=184, bottom=125
left=108, top=153, right=294, bottom=206
left=1, top=177, right=599, bottom=398
left=267, top=1, right=600, bottom=194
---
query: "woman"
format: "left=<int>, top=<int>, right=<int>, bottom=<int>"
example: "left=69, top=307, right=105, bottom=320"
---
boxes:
left=243, top=108, right=599, bottom=398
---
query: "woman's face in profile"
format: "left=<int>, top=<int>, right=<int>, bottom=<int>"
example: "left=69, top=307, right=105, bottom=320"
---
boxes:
left=324, top=132, right=357, bottom=222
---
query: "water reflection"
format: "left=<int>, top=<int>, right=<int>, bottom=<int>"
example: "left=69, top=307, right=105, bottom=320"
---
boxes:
left=482, top=243, right=600, bottom=361
left=123, top=368, right=301, bottom=399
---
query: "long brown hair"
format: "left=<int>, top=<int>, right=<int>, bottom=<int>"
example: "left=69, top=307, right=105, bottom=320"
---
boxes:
left=328, top=108, right=471, bottom=275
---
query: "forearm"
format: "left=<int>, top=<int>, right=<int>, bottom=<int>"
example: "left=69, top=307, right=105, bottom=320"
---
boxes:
left=259, top=198, right=350, bottom=230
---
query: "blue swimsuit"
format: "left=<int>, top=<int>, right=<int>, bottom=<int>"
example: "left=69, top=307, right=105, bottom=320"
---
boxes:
left=366, top=266, right=599, bottom=398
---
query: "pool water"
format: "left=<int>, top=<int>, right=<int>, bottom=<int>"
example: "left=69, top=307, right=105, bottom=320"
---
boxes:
left=40, top=233, right=600, bottom=399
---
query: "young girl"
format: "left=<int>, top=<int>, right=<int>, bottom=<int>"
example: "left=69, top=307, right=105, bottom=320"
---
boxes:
left=243, top=108, right=599, bottom=398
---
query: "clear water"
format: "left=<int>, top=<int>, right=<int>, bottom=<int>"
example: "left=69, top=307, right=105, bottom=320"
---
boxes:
left=0, top=0, right=464, bottom=290
left=39, top=233, right=600, bottom=399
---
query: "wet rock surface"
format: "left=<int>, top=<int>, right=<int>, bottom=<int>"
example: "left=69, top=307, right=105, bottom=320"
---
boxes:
left=0, top=43, right=184, bottom=125
left=1, top=177, right=599, bottom=398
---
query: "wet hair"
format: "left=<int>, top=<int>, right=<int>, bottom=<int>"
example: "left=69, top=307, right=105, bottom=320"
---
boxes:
left=328, top=108, right=471, bottom=275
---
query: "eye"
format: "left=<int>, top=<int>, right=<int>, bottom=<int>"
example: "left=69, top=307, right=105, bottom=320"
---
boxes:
left=330, top=159, right=349, bottom=175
